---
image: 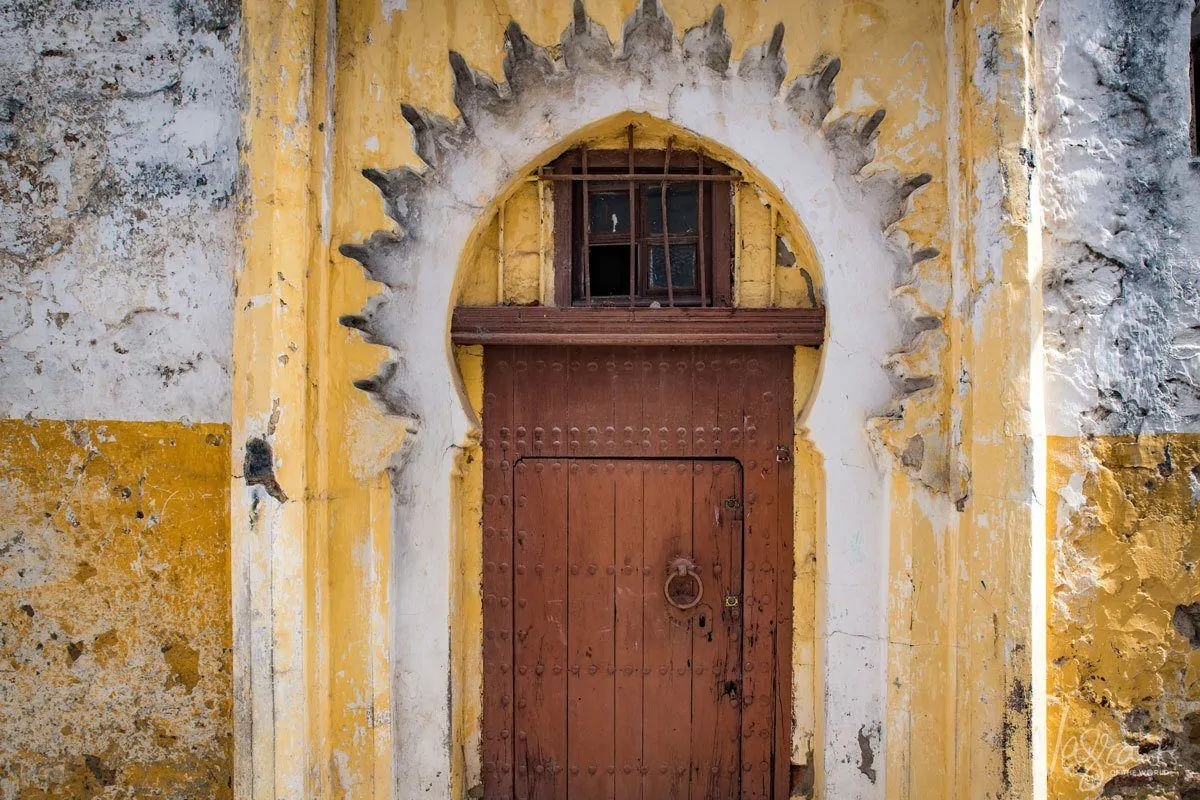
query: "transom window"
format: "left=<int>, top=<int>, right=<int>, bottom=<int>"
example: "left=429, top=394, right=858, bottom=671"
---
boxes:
left=547, top=139, right=735, bottom=307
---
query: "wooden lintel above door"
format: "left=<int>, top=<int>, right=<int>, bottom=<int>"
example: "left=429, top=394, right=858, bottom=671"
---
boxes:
left=450, top=306, right=825, bottom=347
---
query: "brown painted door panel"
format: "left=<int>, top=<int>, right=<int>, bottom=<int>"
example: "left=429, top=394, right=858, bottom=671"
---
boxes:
left=512, top=458, right=742, bottom=800
left=483, top=346, right=793, bottom=800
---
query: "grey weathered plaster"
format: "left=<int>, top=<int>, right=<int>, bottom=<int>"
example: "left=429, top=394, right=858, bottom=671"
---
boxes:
left=0, top=0, right=239, bottom=424
left=1038, top=0, right=1200, bottom=437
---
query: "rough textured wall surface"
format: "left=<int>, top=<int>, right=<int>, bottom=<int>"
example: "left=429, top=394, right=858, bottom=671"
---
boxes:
left=0, top=419, right=232, bottom=799
left=0, top=2, right=239, bottom=797
left=1048, top=435, right=1200, bottom=798
left=1038, top=0, right=1200, bottom=436
left=1039, top=0, right=1200, bottom=795
left=0, top=0, right=239, bottom=422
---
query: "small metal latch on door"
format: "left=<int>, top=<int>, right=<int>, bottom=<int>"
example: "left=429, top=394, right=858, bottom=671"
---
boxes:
left=722, top=497, right=743, bottom=521
left=776, top=445, right=791, bottom=463
left=724, top=595, right=739, bottom=607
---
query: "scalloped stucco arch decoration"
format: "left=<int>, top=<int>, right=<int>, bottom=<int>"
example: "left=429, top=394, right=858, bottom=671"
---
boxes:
left=338, top=2, right=943, bottom=796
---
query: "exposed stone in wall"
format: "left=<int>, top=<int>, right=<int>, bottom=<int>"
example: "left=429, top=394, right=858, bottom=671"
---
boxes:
left=0, top=0, right=240, bottom=422
left=1038, top=0, right=1200, bottom=437
left=0, top=419, right=232, bottom=799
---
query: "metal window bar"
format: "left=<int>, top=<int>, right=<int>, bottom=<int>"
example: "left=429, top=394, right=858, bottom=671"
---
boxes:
left=563, top=143, right=731, bottom=307
left=698, top=154, right=707, bottom=308
left=627, top=125, right=635, bottom=308
left=540, top=173, right=736, bottom=182
left=661, top=138, right=674, bottom=307
left=581, top=145, right=590, bottom=306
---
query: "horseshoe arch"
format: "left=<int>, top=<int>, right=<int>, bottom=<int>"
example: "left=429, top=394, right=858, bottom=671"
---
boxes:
left=339, top=2, right=942, bottom=796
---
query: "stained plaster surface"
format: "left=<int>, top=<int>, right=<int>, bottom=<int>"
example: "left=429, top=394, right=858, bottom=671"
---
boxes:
left=1038, top=0, right=1200, bottom=438
left=0, top=3, right=239, bottom=797
left=0, top=0, right=240, bottom=424
left=0, top=419, right=232, bottom=799
left=1037, top=0, right=1200, bottom=795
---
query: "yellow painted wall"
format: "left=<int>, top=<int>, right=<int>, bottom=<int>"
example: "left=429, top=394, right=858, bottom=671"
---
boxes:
left=236, top=0, right=1038, bottom=797
left=1047, top=434, right=1200, bottom=797
left=326, top=0, right=953, bottom=793
left=0, top=419, right=232, bottom=798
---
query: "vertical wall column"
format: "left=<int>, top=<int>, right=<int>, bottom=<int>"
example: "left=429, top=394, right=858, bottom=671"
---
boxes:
left=949, top=0, right=1042, bottom=796
left=233, top=1, right=325, bottom=796
left=235, top=2, right=403, bottom=798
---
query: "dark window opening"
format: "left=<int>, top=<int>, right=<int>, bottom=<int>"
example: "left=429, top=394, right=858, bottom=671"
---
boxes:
left=548, top=140, right=735, bottom=308
left=587, top=244, right=633, bottom=297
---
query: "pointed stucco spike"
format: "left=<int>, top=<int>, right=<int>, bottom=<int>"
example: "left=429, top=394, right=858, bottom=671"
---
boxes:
left=682, top=6, right=731, bottom=73
left=738, top=23, right=787, bottom=94
left=902, top=173, right=933, bottom=197
left=449, top=50, right=507, bottom=125
left=785, top=56, right=841, bottom=127
left=352, top=359, right=396, bottom=394
left=682, top=5, right=731, bottom=74
left=338, top=294, right=392, bottom=344
left=824, top=111, right=883, bottom=175
left=338, top=314, right=369, bottom=332
left=337, top=230, right=412, bottom=288
left=860, top=108, right=887, bottom=142
left=503, top=20, right=556, bottom=94
left=561, top=0, right=614, bottom=70
left=883, top=345, right=937, bottom=396
left=620, top=0, right=675, bottom=67
left=360, top=167, right=424, bottom=232
left=337, top=314, right=386, bottom=345
left=768, top=22, right=785, bottom=56
left=892, top=283, right=942, bottom=333
left=861, top=168, right=933, bottom=229
left=354, top=360, right=420, bottom=420
left=400, top=104, right=466, bottom=169
left=911, top=246, right=940, bottom=265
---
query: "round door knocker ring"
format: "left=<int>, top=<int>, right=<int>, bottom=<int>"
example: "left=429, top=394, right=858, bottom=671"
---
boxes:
left=664, top=556, right=703, bottom=611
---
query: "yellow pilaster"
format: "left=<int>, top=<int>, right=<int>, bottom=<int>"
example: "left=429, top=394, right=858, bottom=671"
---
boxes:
left=949, top=0, right=1040, bottom=796
left=234, top=0, right=324, bottom=796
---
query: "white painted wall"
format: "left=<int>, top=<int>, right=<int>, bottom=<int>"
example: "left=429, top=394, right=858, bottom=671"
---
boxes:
left=0, top=0, right=239, bottom=423
left=1037, top=0, right=1200, bottom=437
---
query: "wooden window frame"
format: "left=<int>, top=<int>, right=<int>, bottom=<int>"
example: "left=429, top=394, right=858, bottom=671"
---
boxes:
left=550, top=148, right=734, bottom=308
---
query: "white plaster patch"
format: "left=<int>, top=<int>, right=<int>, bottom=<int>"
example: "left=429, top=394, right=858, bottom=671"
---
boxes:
left=1037, top=0, right=1200, bottom=437
left=382, top=0, right=408, bottom=23
left=0, top=0, right=239, bottom=423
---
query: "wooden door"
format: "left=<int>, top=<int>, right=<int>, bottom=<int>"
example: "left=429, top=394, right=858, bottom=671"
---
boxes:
left=511, top=457, right=743, bottom=800
left=483, top=346, right=793, bottom=800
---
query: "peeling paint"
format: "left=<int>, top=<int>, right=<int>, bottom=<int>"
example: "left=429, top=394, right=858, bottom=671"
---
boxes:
left=0, top=419, right=232, bottom=798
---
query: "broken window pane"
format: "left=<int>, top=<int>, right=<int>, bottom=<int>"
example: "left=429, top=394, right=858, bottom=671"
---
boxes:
left=646, top=184, right=698, bottom=235
left=588, top=244, right=634, bottom=297
left=648, top=244, right=697, bottom=289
